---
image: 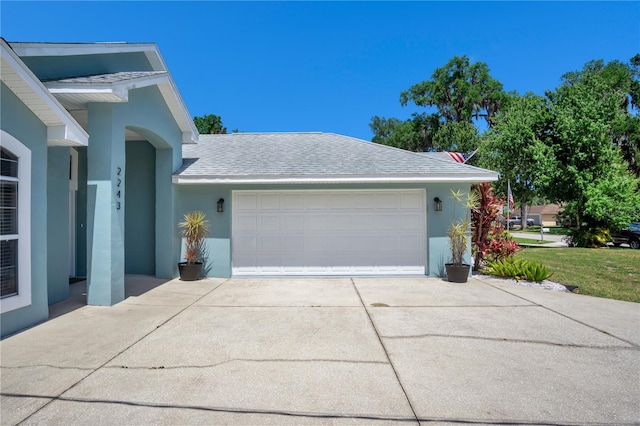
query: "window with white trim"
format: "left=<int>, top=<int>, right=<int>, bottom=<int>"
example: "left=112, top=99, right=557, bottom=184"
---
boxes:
left=1, top=147, right=19, bottom=297
left=0, top=130, right=31, bottom=313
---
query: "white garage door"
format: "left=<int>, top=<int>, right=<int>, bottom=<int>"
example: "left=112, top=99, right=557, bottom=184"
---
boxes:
left=232, top=189, right=427, bottom=275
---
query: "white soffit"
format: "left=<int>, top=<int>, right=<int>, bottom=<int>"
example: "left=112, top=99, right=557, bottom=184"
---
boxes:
left=0, top=40, right=88, bottom=147
left=9, top=42, right=167, bottom=71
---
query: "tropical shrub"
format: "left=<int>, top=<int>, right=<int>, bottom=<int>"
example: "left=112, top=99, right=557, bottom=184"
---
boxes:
left=179, top=211, right=210, bottom=264
left=485, top=257, right=553, bottom=283
left=447, top=189, right=479, bottom=266
left=471, top=182, right=505, bottom=270
left=484, top=231, right=521, bottom=263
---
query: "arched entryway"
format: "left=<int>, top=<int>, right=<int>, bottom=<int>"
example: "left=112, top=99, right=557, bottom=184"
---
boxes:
left=124, top=139, right=156, bottom=275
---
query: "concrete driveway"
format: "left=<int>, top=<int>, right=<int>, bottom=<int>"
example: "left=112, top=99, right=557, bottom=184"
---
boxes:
left=1, top=276, right=639, bottom=425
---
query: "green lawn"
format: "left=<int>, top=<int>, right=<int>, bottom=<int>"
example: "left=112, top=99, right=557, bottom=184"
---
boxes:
left=518, top=247, right=640, bottom=303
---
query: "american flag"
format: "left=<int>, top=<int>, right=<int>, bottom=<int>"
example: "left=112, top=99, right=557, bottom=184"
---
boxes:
left=507, top=181, right=515, bottom=212
left=446, top=150, right=477, bottom=163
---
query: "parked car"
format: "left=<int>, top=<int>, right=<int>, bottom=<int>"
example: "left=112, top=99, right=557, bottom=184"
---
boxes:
left=611, top=222, right=640, bottom=249
left=503, top=216, right=535, bottom=227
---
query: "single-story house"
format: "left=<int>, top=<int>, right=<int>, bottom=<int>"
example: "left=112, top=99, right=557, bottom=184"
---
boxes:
left=0, top=39, right=498, bottom=337
left=528, top=204, right=561, bottom=226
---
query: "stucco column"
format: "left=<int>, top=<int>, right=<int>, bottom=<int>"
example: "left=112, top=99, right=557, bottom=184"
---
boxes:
left=155, top=148, right=175, bottom=278
left=86, top=103, right=126, bottom=305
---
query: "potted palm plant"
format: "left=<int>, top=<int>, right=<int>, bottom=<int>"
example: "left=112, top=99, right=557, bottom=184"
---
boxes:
left=446, top=189, right=478, bottom=283
left=178, top=210, right=209, bottom=281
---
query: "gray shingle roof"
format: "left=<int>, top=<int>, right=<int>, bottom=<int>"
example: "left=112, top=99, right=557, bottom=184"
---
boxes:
left=174, top=132, right=498, bottom=184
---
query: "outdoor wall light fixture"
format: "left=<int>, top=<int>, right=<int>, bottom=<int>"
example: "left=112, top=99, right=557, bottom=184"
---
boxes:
left=217, top=198, right=225, bottom=213
left=434, top=197, right=443, bottom=212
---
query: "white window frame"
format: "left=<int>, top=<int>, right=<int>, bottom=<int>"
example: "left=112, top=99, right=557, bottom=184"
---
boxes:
left=1, top=130, right=32, bottom=313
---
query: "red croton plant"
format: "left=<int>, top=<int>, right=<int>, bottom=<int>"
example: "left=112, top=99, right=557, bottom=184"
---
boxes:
left=471, top=182, right=520, bottom=270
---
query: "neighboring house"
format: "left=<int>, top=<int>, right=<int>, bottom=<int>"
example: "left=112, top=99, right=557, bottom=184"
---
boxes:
left=0, top=39, right=498, bottom=337
left=528, top=204, right=561, bottom=226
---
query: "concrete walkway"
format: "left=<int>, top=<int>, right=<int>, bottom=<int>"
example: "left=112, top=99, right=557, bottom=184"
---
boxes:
left=1, top=276, right=638, bottom=425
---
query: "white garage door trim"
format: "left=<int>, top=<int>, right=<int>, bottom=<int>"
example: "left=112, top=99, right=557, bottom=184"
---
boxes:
left=232, top=189, right=427, bottom=276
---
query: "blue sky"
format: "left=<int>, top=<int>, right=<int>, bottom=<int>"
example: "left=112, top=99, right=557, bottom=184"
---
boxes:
left=2, top=1, right=638, bottom=141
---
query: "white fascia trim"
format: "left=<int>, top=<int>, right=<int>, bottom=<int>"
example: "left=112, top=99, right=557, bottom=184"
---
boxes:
left=161, top=76, right=199, bottom=142
left=1, top=41, right=89, bottom=147
left=172, top=174, right=500, bottom=184
left=9, top=42, right=167, bottom=71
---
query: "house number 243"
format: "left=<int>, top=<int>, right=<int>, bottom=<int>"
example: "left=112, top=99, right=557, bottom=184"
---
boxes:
left=116, top=166, right=122, bottom=210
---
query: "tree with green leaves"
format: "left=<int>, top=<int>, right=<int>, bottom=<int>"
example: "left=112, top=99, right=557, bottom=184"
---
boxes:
left=400, top=55, right=507, bottom=126
left=561, top=56, right=640, bottom=178
left=479, top=93, right=554, bottom=225
left=541, top=60, right=640, bottom=234
left=193, top=114, right=227, bottom=134
left=371, top=55, right=506, bottom=153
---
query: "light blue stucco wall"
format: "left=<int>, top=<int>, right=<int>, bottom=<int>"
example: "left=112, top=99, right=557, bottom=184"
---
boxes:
left=125, top=141, right=156, bottom=275
left=0, top=83, right=50, bottom=337
left=47, top=147, right=70, bottom=304
left=174, top=182, right=473, bottom=279
left=427, top=183, right=473, bottom=277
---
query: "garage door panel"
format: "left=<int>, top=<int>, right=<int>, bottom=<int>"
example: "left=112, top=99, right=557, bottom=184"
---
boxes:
left=305, top=194, right=327, bottom=209
left=281, top=194, right=305, bottom=210
left=282, top=236, right=304, bottom=252
left=327, top=193, right=351, bottom=208
left=352, top=193, right=378, bottom=209
left=235, top=236, right=258, bottom=253
left=400, top=192, right=423, bottom=208
left=233, top=190, right=426, bottom=275
left=259, top=236, right=281, bottom=252
left=305, top=235, right=328, bottom=252
left=281, top=214, right=304, bottom=231
left=306, top=214, right=329, bottom=230
left=258, top=193, right=281, bottom=210
left=399, top=214, right=424, bottom=229
left=259, top=215, right=280, bottom=231
left=235, top=193, right=258, bottom=210
left=236, top=215, right=258, bottom=231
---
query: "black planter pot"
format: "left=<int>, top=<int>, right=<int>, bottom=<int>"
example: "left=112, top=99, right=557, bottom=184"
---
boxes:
left=445, top=263, right=471, bottom=283
left=178, top=262, right=203, bottom=281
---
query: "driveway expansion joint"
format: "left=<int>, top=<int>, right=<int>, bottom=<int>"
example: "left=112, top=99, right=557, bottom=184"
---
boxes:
left=350, top=278, right=420, bottom=424
left=483, top=281, right=640, bottom=349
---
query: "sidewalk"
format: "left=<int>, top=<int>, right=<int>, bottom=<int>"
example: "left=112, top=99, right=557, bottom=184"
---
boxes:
left=1, top=276, right=638, bottom=425
left=510, top=231, right=568, bottom=247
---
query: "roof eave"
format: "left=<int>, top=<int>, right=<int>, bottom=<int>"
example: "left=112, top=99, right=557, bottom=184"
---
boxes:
left=9, top=42, right=167, bottom=71
left=172, top=174, right=499, bottom=185
left=1, top=40, right=89, bottom=147
left=45, top=73, right=199, bottom=143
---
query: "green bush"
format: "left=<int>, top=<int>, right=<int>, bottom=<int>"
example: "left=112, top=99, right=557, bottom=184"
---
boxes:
left=564, top=227, right=611, bottom=248
left=485, top=257, right=553, bottom=283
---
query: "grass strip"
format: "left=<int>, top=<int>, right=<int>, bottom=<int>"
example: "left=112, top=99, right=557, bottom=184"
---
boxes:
left=518, top=247, right=640, bottom=303
left=514, top=237, right=552, bottom=245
